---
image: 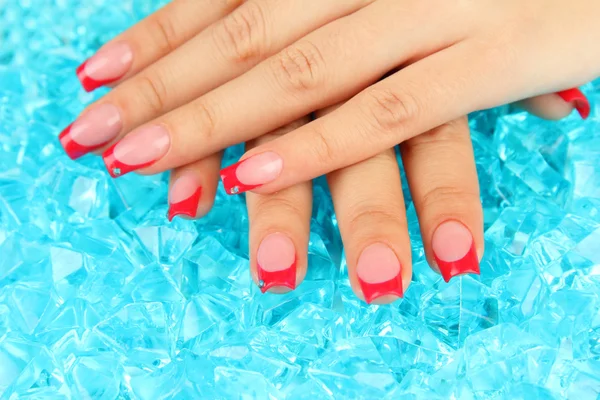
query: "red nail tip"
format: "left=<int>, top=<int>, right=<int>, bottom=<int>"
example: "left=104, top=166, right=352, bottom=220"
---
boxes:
left=434, top=242, right=480, bottom=283
left=557, top=88, right=591, bottom=120
left=76, top=60, right=120, bottom=93
left=257, top=261, right=297, bottom=293
left=167, top=187, right=202, bottom=221
left=358, top=274, right=404, bottom=304
left=102, top=143, right=157, bottom=178
left=59, top=124, right=108, bottom=160
left=220, top=161, right=261, bottom=195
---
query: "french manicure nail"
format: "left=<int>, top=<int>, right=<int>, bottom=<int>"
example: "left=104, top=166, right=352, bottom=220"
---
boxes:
left=102, top=125, right=170, bottom=178
left=557, top=88, right=591, bottom=119
left=59, top=104, right=122, bottom=160
left=432, top=220, right=479, bottom=282
left=77, top=42, right=133, bottom=92
left=356, top=243, right=403, bottom=304
left=256, top=232, right=297, bottom=293
left=168, top=175, right=202, bottom=221
left=220, top=152, right=283, bottom=195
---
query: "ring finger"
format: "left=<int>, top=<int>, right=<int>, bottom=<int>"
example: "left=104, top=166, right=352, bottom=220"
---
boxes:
left=401, top=117, right=483, bottom=281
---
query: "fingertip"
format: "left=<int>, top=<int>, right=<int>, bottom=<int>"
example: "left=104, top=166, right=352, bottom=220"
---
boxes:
left=253, top=232, right=308, bottom=294
left=519, top=89, right=591, bottom=121
left=167, top=186, right=203, bottom=221
left=354, top=242, right=405, bottom=304
left=431, top=220, right=480, bottom=282
left=556, top=88, right=591, bottom=120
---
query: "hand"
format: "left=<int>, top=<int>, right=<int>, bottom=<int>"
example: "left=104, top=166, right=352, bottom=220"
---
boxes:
left=166, top=106, right=482, bottom=302
left=60, top=0, right=596, bottom=190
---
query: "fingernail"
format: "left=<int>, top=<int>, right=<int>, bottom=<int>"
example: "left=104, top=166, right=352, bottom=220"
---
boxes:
left=356, top=243, right=403, bottom=304
left=102, top=125, right=170, bottom=178
left=77, top=42, right=133, bottom=92
left=256, top=232, right=297, bottom=293
left=556, top=88, right=591, bottom=119
left=168, top=175, right=202, bottom=221
left=59, top=104, right=122, bottom=160
left=432, top=220, right=479, bottom=282
left=220, top=152, right=283, bottom=195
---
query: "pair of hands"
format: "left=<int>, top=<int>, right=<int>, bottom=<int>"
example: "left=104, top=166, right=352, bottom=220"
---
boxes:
left=60, top=0, right=597, bottom=303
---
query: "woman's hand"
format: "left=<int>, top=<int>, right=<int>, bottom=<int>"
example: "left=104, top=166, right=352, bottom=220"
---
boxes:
left=60, top=0, right=596, bottom=189
left=164, top=104, right=482, bottom=302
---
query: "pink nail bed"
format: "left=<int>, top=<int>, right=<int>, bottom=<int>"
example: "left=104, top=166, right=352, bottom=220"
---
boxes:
left=59, top=104, right=122, bottom=159
left=102, top=125, right=170, bottom=178
left=77, top=42, right=133, bottom=92
left=169, top=175, right=200, bottom=204
left=168, top=175, right=202, bottom=221
left=220, top=152, right=283, bottom=194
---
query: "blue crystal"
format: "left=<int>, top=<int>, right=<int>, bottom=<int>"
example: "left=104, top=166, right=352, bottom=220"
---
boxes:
left=421, top=276, right=499, bottom=348
left=68, top=353, right=123, bottom=399
left=308, top=338, right=400, bottom=398
left=132, top=208, right=198, bottom=266
left=464, top=324, right=559, bottom=395
left=178, top=288, right=239, bottom=353
left=275, top=303, right=351, bottom=347
left=94, top=301, right=178, bottom=367
left=214, top=366, right=284, bottom=399
left=2, top=1, right=600, bottom=397
left=0, top=334, right=68, bottom=396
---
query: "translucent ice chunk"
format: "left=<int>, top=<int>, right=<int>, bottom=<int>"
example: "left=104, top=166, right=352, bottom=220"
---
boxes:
left=308, top=338, right=400, bottom=398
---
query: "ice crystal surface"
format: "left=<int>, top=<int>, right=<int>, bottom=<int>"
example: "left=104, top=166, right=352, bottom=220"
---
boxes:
left=1, top=1, right=600, bottom=398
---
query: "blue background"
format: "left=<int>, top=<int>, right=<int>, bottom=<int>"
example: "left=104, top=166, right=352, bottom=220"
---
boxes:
left=0, top=1, right=599, bottom=398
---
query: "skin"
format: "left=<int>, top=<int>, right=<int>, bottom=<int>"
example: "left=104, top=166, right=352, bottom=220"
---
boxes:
left=72, top=0, right=596, bottom=302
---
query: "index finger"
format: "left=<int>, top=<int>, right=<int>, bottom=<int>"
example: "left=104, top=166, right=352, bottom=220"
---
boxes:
left=220, top=40, right=593, bottom=195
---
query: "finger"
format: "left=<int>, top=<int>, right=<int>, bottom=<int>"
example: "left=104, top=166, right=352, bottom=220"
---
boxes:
left=327, top=148, right=411, bottom=304
left=64, top=0, right=371, bottom=161
left=167, top=153, right=222, bottom=221
left=95, top=0, right=459, bottom=173
left=246, top=118, right=312, bottom=293
left=516, top=88, right=591, bottom=120
left=312, top=103, right=409, bottom=304
left=76, top=0, right=242, bottom=92
left=220, top=38, right=589, bottom=195
left=400, top=117, right=483, bottom=282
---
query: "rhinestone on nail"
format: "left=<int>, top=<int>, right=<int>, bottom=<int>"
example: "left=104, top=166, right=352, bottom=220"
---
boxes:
left=231, top=186, right=239, bottom=194
left=112, top=167, right=121, bottom=176
left=258, top=280, right=265, bottom=289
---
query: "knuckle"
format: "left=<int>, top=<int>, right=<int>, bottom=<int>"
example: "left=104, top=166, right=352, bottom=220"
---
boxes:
left=362, top=88, right=421, bottom=134
left=213, top=1, right=267, bottom=62
left=408, top=117, right=469, bottom=148
left=136, top=74, right=168, bottom=115
left=255, top=195, right=304, bottom=218
left=151, top=15, right=179, bottom=53
left=221, top=0, right=245, bottom=8
left=271, top=41, right=326, bottom=93
left=309, top=124, right=335, bottom=166
left=419, top=185, right=480, bottom=212
left=190, top=100, right=218, bottom=141
left=266, top=117, right=311, bottom=138
left=347, top=206, right=405, bottom=235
